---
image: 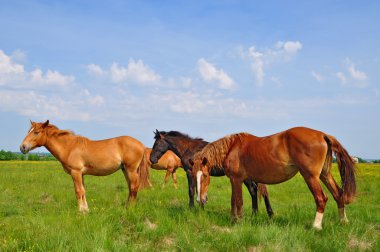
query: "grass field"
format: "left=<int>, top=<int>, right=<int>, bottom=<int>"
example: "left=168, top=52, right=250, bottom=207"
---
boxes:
left=0, top=161, right=379, bottom=251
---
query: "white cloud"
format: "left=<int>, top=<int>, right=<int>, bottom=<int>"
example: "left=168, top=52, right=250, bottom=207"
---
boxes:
left=0, top=90, right=92, bottom=121
left=87, top=64, right=104, bottom=76
left=110, top=59, right=161, bottom=84
left=30, top=69, right=74, bottom=86
left=197, top=58, right=235, bottom=90
left=346, top=61, right=367, bottom=82
left=335, top=72, right=347, bottom=85
left=0, top=50, right=74, bottom=88
left=243, top=40, right=302, bottom=86
left=282, top=41, right=303, bottom=54
left=311, top=71, right=323, bottom=83
left=247, top=47, right=265, bottom=86
left=87, top=59, right=162, bottom=85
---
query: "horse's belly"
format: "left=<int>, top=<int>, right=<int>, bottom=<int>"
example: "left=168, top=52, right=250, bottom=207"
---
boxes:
left=82, top=162, right=121, bottom=176
left=249, top=165, right=298, bottom=184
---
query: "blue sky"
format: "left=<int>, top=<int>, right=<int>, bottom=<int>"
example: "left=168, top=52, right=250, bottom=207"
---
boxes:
left=0, top=0, right=379, bottom=158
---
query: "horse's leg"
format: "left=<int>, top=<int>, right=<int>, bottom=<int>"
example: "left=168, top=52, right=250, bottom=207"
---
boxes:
left=121, top=166, right=139, bottom=205
left=71, top=170, right=89, bottom=213
left=172, top=169, right=178, bottom=189
left=186, top=171, right=195, bottom=208
left=257, top=183, right=274, bottom=218
left=302, top=174, right=328, bottom=230
left=320, top=171, right=347, bottom=223
left=163, top=169, right=171, bottom=187
left=243, top=179, right=258, bottom=215
left=230, top=178, right=243, bottom=222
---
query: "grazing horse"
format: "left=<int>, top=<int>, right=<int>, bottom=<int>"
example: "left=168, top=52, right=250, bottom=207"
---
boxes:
left=20, top=120, right=150, bottom=213
left=150, top=130, right=274, bottom=217
left=145, top=148, right=182, bottom=188
left=190, top=127, right=356, bottom=230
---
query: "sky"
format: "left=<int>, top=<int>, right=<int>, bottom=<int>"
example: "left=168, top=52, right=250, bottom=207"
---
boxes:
left=0, top=0, right=379, bottom=158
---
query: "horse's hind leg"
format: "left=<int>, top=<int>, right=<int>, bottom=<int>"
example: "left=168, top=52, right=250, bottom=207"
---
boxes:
left=163, top=169, right=171, bottom=187
left=258, top=183, right=274, bottom=218
left=320, top=171, right=348, bottom=223
left=243, top=179, right=258, bottom=215
left=71, top=170, right=89, bottom=213
left=302, top=174, right=328, bottom=230
left=172, top=169, right=178, bottom=189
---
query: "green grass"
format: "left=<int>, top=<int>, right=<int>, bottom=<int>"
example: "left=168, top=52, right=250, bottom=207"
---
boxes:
left=0, top=161, right=379, bottom=251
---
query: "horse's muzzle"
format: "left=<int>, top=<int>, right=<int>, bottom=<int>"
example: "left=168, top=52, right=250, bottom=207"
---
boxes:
left=20, top=144, right=30, bottom=154
left=199, top=195, right=208, bottom=206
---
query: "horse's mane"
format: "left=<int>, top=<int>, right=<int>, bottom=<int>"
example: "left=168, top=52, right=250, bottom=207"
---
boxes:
left=194, top=133, right=249, bottom=168
left=46, top=124, right=89, bottom=144
left=158, top=131, right=204, bottom=141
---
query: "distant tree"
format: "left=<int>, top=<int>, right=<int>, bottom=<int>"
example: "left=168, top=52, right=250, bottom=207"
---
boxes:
left=357, top=157, right=367, bottom=163
left=373, top=159, right=380, bottom=163
left=27, top=154, right=40, bottom=161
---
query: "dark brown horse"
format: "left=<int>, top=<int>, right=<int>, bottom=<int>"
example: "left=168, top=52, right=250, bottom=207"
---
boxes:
left=190, top=127, right=356, bottom=230
left=20, top=120, right=150, bottom=213
left=150, top=130, right=274, bottom=217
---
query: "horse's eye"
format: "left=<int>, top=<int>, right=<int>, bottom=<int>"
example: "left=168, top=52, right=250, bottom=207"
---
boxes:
left=34, top=131, right=40, bottom=135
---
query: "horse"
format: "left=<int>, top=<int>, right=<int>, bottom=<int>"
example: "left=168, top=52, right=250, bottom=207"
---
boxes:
left=150, top=130, right=274, bottom=217
left=20, top=120, right=150, bottom=213
left=190, top=127, right=356, bottom=230
left=145, top=148, right=182, bottom=188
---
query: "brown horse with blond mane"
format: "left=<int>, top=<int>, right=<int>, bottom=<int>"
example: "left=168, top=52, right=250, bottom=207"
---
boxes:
left=20, top=120, right=150, bottom=213
left=145, top=148, right=182, bottom=188
left=190, top=127, right=356, bottom=230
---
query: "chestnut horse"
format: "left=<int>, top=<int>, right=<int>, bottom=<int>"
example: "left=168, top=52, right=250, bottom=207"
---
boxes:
left=145, top=148, right=182, bottom=188
left=190, top=127, right=356, bottom=230
left=150, top=130, right=274, bottom=217
left=20, top=120, right=150, bottom=213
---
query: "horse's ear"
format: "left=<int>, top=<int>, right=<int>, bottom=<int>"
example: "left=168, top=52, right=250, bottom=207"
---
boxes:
left=30, top=120, right=34, bottom=126
left=189, top=159, right=194, bottom=166
left=154, top=129, right=161, bottom=139
left=202, top=157, right=208, bottom=166
left=42, top=120, right=49, bottom=129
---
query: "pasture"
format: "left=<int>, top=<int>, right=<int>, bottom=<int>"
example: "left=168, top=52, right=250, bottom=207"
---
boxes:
left=1, top=161, right=379, bottom=251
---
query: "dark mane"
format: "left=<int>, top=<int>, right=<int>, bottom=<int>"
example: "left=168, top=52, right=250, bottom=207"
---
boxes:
left=158, top=131, right=204, bottom=141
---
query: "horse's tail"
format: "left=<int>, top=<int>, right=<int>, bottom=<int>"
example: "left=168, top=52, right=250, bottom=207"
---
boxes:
left=138, top=150, right=151, bottom=190
left=324, top=135, right=356, bottom=204
left=257, top=183, right=269, bottom=200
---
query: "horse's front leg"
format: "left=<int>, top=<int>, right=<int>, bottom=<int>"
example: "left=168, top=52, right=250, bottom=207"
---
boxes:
left=230, top=178, right=243, bottom=222
left=186, top=171, right=195, bottom=208
left=71, top=170, right=89, bottom=213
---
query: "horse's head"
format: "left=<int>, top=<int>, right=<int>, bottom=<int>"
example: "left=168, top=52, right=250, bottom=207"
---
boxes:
left=150, top=129, right=170, bottom=163
left=189, top=155, right=210, bottom=206
left=20, top=120, right=49, bottom=154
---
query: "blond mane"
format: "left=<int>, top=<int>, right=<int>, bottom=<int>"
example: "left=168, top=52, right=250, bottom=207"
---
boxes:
left=46, top=124, right=89, bottom=146
left=194, top=133, right=249, bottom=168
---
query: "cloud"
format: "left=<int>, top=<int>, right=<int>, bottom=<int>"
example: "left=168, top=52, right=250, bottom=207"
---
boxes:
left=311, top=71, right=323, bottom=83
left=335, top=72, right=347, bottom=85
left=197, top=58, right=235, bottom=90
left=247, top=47, right=265, bottom=86
left=0, top=50, right=74, bottom=88
left=87, top=59, right=162, bottom=85
left=243, top=40, right=303, bottom=86
left=345, top=59, right=368, bottom=82
left=282, top=41, right=303, bottom=54
left=87, top=64, right=104, bottom=76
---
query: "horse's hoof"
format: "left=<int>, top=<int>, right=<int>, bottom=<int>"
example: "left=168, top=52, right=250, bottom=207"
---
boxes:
left=340, top=218, right=349, bottom=224
left=312, top=224, right=323, bottom=230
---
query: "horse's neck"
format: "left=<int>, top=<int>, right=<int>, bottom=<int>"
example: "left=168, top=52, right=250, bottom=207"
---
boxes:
left=168, top=137, right=207, bottom=170
left=44, top=133, right=78, bottom=162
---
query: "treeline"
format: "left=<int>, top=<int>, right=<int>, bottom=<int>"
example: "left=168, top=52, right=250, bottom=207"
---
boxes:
left=0, top=150, right=56, bottom=161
